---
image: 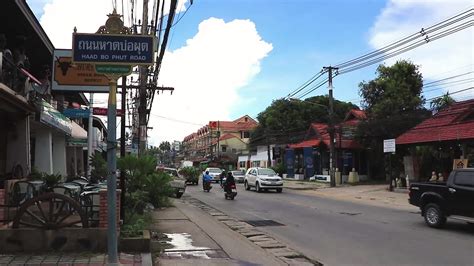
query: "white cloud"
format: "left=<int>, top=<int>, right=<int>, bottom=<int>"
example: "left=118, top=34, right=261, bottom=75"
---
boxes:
left=37, top=0, right=272, bottom=144
left=149, top=17, right=273, bottom=143
left=369, top=0, right=473, bottom=99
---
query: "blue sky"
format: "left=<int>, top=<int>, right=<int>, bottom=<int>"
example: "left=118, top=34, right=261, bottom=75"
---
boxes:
left=164, top=0, right=386, bottom=118
left=28, top=0, right=473, bottom=143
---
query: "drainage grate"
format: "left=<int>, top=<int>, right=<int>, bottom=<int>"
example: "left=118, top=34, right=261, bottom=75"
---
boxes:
left=244, top=220, right=285, bottom=227
left=339, top=212, right=361, bottom=216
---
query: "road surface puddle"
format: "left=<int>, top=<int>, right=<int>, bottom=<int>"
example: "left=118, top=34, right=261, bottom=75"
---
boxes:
left=158, top=233, right=228, bottom=260
left=164, top=233, right=210, bottom=251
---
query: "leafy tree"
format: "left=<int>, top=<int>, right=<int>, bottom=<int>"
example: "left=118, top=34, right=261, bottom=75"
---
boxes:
left=356, top=60, right=430, bottom=179
left=430, top=92, right=455, bottom=112
left=159, top=141, right=171, bottom=152
left=359, top=60, right=425, bottom=118
left=250, top=95, right=357, bottom=146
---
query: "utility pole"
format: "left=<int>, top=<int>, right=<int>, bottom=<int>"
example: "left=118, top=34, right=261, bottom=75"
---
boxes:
left=120, top=76, right=126, bottom=220
left=323, top=66, right=338, bottom=187
left=138, top=0, right=149, bottom=156
left=87, top=93, right=94, bottom=178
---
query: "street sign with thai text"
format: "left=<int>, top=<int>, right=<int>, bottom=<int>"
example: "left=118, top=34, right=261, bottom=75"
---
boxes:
left=72, top=33, right=155, bottom=65
left=93, top=107, right=124, bottom=116
left=95, top=64, right=131, bottom=75
left=63, top=108, right=90, bottom=118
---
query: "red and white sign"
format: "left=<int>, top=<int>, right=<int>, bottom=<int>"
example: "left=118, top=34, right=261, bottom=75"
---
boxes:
left=93, top=107, right=124, bottom=116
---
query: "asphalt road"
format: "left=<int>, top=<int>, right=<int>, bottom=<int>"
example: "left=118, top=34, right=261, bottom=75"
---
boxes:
left=185, top=183, right=474, bottom=266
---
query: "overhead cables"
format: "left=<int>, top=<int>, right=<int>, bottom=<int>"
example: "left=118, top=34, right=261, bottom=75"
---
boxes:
left=284, top=8, right=473, bottom=100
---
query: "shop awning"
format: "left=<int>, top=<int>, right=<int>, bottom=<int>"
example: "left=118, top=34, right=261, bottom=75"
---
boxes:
left=71, top=121, right=87, bottom=139
left=39, top=100, right=72, bottom=135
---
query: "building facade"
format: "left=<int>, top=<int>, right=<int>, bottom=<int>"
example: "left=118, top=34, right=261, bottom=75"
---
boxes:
left=181, top=115, right=257, bottom=168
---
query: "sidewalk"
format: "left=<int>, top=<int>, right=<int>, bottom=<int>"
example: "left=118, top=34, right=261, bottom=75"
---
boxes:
left=297, top=184, right=417, bottom=211
left=0, top=252, right=151, bottom=265
left=153, top=196, right=323, bottom=265
left=283, top=179, right=329, bottom=190
left=152, top=199, right=289, bottom=265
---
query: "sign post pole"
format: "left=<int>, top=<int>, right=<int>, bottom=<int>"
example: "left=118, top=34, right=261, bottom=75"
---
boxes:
left=87, top=93, right=94, bottom=178
left=106, top=77, right=118, bottom=263
left=72, top=9, right=154, bottom=263
left=383, top=139, right=396, bottom=192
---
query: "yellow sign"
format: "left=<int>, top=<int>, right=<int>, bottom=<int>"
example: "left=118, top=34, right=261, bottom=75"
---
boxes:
left=453, top=159, right=468, bottom=169
left=52, top=49, right=109, bottom=92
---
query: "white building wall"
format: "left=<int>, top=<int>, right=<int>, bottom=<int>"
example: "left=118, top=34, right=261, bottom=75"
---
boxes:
left=53, top=134, right=67, bottom=178
left=34, top=128, right=53, bottom=174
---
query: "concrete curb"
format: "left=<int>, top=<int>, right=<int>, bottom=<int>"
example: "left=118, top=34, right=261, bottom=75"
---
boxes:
left=180, top=195, right=323, bottom=266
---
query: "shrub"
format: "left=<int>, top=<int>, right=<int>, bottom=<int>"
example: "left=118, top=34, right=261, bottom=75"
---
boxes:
left=145, top=172, right=173, bottom=208
left=271, top=163, right=286, bottom=176
left=121, top=212, right=152, bottom=238
left=90, top=152, right=107, bottom=183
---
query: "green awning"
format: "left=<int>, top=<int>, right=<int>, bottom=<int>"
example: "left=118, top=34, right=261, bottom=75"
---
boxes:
left=39, top=100, right=72, bottom=135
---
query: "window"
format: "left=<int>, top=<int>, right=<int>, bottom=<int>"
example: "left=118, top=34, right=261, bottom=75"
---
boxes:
left=221, top=145, right=227, bottom=152
left=239, top=161, right=246, bottom=168
left=241, top=131, right=250, bottom=138
left=454, top=171, right=474, bottom=187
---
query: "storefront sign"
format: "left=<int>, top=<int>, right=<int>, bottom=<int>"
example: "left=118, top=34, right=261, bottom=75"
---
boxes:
left=303, top=147, right=314, bottom=178
left=453, top=159, right=468, bottom=169
left=285, top=149, right=295, bottom=178
left=52, top=49, right=109, bottom=92
left=72, top=33, right=155, bottom=65
left=39, top=100, right=72, bottom=135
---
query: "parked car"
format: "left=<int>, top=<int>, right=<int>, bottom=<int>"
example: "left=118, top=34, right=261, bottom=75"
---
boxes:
left=156, top=167, right=186, bottom=198
left=409, top=168, right=474, bottom=228
left=231, top=170, right=245, bottom=183
left=204, top=167, right=223, bottom=183
left=244, top=167, right=283, bottom=193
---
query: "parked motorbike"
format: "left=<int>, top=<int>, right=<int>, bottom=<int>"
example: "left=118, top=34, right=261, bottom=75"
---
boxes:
left=224, top=183, right=237, bottom=200
left=203, top=180, right=212, bottom=192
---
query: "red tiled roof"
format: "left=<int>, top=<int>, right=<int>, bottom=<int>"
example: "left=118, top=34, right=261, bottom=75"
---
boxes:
left=346, top=109, right=367, bottom=120
left=288, top=139, right=321, bottom=148
left=219, top=133, right=238, bottom=141
left=396, top=99, right=474, bottom=145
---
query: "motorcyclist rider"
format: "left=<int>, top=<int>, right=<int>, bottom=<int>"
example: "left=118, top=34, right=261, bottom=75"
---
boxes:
left=219, top=170, right=226, bottom=187
left=224, top=171, right=236, bottom=193
left=202, top=171, right=212, bottom=189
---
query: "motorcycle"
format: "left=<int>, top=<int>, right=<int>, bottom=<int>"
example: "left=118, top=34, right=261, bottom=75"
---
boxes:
left=224, top=183, right=237, bottom=200
left=203, top=180, right=212, bottom=192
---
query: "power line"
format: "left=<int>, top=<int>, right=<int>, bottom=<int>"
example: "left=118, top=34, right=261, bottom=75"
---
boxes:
left=286, top=70, right=326, bottom=99
left=295, top=78, right=329, bottom=99
left=338, top=20, right=473, bottom=75
left=424, top=71, right=473, bottom=86
left=335, top=8, right=473, bottom=69
left=150, top=113, right=205, bottom=126
left=426, top=87, right=474, bottom=101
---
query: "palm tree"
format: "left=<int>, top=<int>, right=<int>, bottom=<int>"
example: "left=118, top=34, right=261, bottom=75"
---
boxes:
left=430, top=92, right=455, bottom=112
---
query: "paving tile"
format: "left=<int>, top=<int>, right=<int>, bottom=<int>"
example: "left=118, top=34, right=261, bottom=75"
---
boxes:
left=237, top=230, right=265, bottom=237
left=253, top=240, right=286, bottom=248
left=280, top=256, right=316, bottom=266
left=0, top=255, right=14, bottom=264
left=267, top=248, right=301, bottom=258
left=248, top=235, right=274, bottom=242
